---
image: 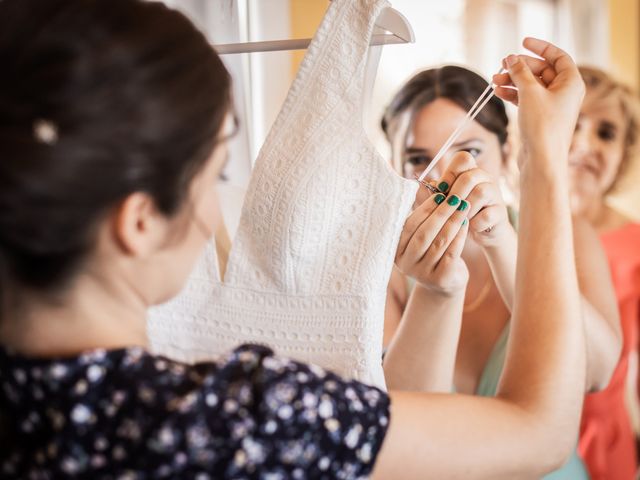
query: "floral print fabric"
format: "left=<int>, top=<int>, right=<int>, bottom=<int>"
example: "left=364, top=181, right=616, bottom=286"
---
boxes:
left=0, top=344, right=390, bottom=479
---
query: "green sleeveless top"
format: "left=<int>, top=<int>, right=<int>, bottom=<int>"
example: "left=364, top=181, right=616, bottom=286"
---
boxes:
left=478, top=327, right=590, bottom=479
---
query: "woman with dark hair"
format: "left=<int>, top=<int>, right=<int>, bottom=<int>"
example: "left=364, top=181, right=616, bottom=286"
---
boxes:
left=0, top=0, right=591, bottom=477
left=381, top=66, right=622, bottom=478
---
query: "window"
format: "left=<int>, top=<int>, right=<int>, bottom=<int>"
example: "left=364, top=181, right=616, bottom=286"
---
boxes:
left=158, top=0, right=609, bottom=184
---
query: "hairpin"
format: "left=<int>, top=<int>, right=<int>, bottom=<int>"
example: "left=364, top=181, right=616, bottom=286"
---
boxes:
left=33, top=119, right=59, bottom=145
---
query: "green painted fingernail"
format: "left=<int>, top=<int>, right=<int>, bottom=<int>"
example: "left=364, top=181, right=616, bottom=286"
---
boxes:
left=457, top=200, right=469, bottom=211
left=462, top=218, right=468, bottom=226
left=434, top=193, right=446, bottom=205
left=437, top=181, right=449, bottom=193
left=447, top=195, right=460, bottom=207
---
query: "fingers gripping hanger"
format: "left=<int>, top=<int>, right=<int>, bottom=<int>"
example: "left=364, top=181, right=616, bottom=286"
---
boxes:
left=212, top=4, right=415, bottom=55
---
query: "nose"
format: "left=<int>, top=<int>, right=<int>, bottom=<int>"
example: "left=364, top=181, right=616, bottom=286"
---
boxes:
left=425, top=149, right=458, bottom=180
left=570, top=119, right=594, bottom=157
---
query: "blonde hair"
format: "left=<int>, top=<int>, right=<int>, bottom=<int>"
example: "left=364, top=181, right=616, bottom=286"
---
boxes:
left=578, top=66, right=640, bottom=190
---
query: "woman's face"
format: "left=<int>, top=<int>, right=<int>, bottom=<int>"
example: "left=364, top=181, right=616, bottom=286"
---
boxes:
left=403, top=98, right=505, bottom=204
left=568, top=90, right=627, bottom=213
left=148, top=123, right=230, bottom=305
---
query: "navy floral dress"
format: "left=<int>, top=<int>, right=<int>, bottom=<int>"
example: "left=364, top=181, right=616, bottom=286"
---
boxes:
left=0, top=344, right=390, bottom=479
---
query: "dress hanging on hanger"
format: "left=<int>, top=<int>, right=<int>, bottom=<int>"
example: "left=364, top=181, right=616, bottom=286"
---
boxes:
left=148, top=0, right=417, bottom=389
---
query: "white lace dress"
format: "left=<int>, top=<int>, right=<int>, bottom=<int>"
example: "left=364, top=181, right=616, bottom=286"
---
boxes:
left=147, top=0, right=417, bottom=389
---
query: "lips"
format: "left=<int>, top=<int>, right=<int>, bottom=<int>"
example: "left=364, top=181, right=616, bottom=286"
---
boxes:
left=569, top=160, right=599, bottom=176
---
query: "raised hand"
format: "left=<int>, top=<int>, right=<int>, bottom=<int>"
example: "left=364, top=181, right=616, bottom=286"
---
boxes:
left=493, top=37, right=585, bottom=166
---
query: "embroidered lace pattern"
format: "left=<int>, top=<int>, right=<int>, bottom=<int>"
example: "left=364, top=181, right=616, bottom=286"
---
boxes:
left=148, top=0, right=417, bottom=388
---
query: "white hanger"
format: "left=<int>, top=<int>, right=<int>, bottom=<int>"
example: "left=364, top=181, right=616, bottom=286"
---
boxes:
left=212, top=6, right=415, bottom=55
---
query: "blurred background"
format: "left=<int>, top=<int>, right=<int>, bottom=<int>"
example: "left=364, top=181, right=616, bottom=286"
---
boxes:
left=161, top=0, right=639, bottom=222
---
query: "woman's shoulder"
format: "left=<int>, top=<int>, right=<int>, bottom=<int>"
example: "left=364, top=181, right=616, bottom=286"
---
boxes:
left=596, top=213, right=640, bottom=297
left=599, top=220, right=640, bottom=257
left=147, top=345, right=391, bottom=475
left=113, top=343, right=392, bottom=427
left=1, top=343, right=391, bottom=477
left=598, top=206, right=640, bottom=243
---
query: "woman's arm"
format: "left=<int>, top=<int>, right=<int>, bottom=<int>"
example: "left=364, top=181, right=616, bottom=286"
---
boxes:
left=383, top=158, right=514, bottom=393
left=372, top=38, right=587, bottom=479
left=457, top=147, right=620, bottom=396
left=480, top=224, right=518, bottom=309
left=384, top=285, right=465, bottom=392
left=573, top=217, right=621, bottom=391
left=383, top=186, right=469, bottom=392
left=383, top=268, right=409, bottom=348
left=480, top=212, right=620, bottom=392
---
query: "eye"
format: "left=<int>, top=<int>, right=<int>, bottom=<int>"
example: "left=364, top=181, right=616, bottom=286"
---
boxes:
left=460, top=147, right=481, bottom=158
left=406, top=154, right=432, bottom=166
left=598, top=124, right=617, bottom=142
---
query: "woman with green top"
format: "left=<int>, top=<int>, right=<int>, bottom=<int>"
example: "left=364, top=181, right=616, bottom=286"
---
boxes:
left=382, top=65, right=622, bottom=478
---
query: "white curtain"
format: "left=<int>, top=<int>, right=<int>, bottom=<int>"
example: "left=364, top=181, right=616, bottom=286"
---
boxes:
left=159, top=0, right=293, bottom=189
left=460, top=0, right=610, bottom=74
left=556, top=0, right=610, bottom=68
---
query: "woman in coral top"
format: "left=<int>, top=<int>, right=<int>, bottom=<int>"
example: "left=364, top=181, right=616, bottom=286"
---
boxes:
left=573, top=66, right=640, bottom=480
